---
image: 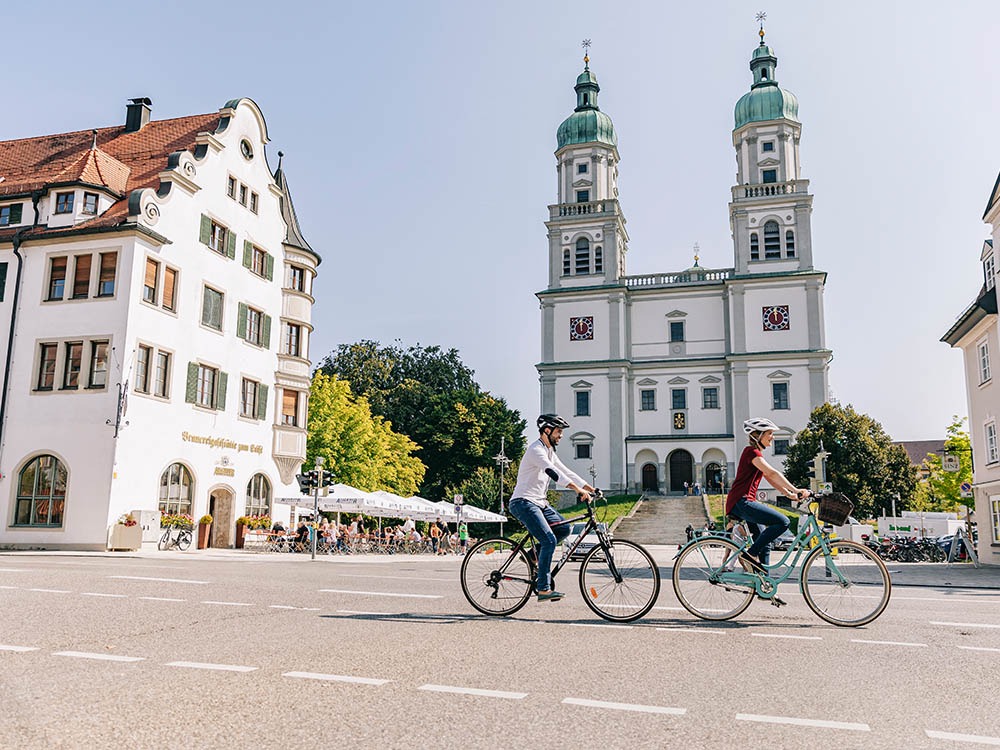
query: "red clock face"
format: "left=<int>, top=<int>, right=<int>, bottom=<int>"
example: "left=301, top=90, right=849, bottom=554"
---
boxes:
left=762, top=305, right=790, bottom=331
left=570, top=316, right=594, bottom=341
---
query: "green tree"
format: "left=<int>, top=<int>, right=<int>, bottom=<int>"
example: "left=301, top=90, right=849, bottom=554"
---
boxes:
left=306, top=371, right=425, bottom=496
left=319, top=341, right=526, bottom=499
left=785, top=403, right=916, bottom=520
left=911, top=417, right=972, bottom=512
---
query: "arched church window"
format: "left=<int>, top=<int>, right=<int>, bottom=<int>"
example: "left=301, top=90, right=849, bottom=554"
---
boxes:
left=563, top=249, right=571, bottom=276
left=750, top=232, right=760, bottom=261
left=785, top=230, right=796, bottom=258
left=594, top=246, right=603, bottom=273
left=763, top=221, right=781, bottom=259
left=575, top=238, right=591, bottom=275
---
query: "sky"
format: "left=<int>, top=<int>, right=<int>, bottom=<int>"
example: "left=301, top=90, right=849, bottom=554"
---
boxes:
left=4, top=0, right=999, bottom=441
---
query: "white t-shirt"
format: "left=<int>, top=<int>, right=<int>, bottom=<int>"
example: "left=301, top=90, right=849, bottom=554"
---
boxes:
left=510, top=438, right=587, bottom=507
left=402, top=518, right=415, bottom=533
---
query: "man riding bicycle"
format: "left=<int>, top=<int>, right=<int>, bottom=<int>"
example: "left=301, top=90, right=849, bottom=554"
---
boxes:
left=507, top=414, right=598, bottom=602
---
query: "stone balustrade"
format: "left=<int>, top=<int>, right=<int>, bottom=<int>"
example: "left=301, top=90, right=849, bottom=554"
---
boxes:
left=624, top=268, right=732, bottom=288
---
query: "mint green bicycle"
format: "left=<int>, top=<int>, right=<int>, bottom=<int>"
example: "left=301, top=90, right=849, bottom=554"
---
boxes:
left=672, top=493, right=891, bottom=627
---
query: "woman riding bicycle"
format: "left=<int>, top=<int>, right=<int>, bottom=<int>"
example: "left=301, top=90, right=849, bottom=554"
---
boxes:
left=728, top=417, right=809, bottom=572
left=507, top=414, right=598, bottom=602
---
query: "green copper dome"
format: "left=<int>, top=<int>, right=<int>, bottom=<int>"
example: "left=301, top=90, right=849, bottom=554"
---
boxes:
left=734, top=38, right=799, bottom=130
left=557, top=63, right=617, bottom=150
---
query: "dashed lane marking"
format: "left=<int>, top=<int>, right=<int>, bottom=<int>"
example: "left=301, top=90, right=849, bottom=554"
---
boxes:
left=751, top=633, right=823, bottom=641
left=270, top=605, right=321, bottom=611
left=334, top=573, right=455, bottom=582
left=931, top=621, right=1000, bottom=630
left=53, top=651, right=144, bottom=663
left=165, top=661, right=257, bottom=672
left=201, top=601, right=254, bottom=607
left=318, top=589, right=442, bottom=599
left=736, top=713, right=870, bottom=731
left=851, top=639, right=928, bottom=648
left=0, top=568, right=29, bottom=572
left=925, top=730, right=1000, bottom=746
left=562, top=697, right=686, bottom=715
left=957, top=646, right=1000, bottom=653
left=27, top=588, right=70, bottom=594
left=0, top=585, right=19, bottom=589
left=283, top=671, right=390, bottom=685
left=419, top=684, right=527, bottom=699
left=0, top=645, right=39, bottom=652
left=569, top=623, right=633, bottom=630
left=139, top=597, right=186, bottom=602
left=108, top=576, right=209, bottom=584
left=656, top=627, right=728, bottom=635
left=81, top=593, right=127, bottom=598
left=336, top=610, right=394, bottom=616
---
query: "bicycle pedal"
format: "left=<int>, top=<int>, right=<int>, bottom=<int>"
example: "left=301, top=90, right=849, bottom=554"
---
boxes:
left=770, top=596, right=788, bottom=608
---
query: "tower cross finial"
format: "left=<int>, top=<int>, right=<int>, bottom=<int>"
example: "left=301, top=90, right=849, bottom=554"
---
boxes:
left=582, top=38, right=591, bottom=68
left=756, top=11, right=767, bottom=43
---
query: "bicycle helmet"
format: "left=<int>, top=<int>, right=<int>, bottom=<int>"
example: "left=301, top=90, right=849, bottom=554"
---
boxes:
left=743, top=417, right=779, bottom=434
left=537, top=414, right=570, bottom=431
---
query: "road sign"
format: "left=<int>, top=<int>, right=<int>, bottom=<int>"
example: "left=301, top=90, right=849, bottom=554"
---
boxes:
left=453, top=494, right=464, bottom=506
left=942, top=454, right=960, bottom=472
left=960, top=482, right=973, bottom=499
left=818, top=482, right=833, bottom=493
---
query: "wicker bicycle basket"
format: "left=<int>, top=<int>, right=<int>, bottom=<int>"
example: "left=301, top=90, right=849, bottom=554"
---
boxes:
left=816, top=493, right=854, bottom=526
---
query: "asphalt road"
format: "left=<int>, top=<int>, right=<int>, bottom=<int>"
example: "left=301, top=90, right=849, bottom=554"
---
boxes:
left=1, top=550, right=999, bottom=749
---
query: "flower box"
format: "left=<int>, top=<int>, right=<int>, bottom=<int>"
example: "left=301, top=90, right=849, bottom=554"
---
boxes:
left=108, top=523, right=143, bottom=551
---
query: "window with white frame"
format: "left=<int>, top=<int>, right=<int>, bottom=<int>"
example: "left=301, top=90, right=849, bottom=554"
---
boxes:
left=575, top=443, right=592, bottom=460
left=979, top=340, right=991, bottom=384
left=671, top=388, right=687, bottom=410
left=772, top=382, right=790, bottom=410
left=246, top=474, right=271, bottom=517
left=702, top=387, right=719, bottom=409
left=987, top=422, right=999, bottom=464
left=992, top=496, right=1000, bottom=543
left=986, top=254, right=996, bottom=291
left=575, top=390, right=591, bottom=417
left=640, top=389, right=656, bottom=411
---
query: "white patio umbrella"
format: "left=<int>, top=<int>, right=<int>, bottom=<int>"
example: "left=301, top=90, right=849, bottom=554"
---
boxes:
left=435, top=501, right=506, bottom=523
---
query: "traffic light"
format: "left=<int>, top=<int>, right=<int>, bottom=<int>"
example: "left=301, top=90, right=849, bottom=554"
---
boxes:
left=320, top=470, right=335, bottom=488
left=806, top=459, right=819, bottom=479
left=296, top=470, right=319, bottom=494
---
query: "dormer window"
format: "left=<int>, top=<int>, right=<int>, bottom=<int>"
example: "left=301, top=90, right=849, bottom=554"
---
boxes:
left=986, top=254, right=996, bottom=291
left=0, top=204, right=22, bottom=226
left=55, top=192, right=74, bottom=214
left=82, top=192, right=99, bottom=215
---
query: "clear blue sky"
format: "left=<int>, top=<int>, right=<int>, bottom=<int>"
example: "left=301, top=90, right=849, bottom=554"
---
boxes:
left=5, top=0, right=998, bottom=441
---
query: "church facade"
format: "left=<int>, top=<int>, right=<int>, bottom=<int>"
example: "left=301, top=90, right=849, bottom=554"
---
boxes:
left=537, top=33, right=831, bottom=496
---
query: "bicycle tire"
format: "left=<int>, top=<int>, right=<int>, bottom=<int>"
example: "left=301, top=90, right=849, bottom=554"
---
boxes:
left=157, top=529, right=171, bottom=551
left=579, top=539, right=660, bottom=622
left=177, top=529, right=193, bottom=551
left=460, top=537, right=533, bottom=617
left=672, top=537, right=755, bottom=621
left=800, top=539, right=891, bottom=627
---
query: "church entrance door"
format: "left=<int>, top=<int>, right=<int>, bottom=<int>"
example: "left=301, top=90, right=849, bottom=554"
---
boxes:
left=640, top=463, right=659, bottom=493
left=668, top=450, right=694, bottom=493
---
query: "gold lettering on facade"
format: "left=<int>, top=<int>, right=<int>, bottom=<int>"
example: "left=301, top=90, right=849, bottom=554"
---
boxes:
left=181, top=432, right=264, bottom=454
left=213, top=467, right=236, bottom=477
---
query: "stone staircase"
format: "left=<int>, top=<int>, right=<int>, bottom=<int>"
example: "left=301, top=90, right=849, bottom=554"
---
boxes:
left=613, top=494, right=710, bottom=545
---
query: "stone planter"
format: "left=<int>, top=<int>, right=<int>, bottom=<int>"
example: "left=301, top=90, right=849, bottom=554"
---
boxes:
left=108, top=524, right=142, bottom=551
left=197, top=522, right=212, bottom=549
left=235, top=523, right=247, bottom=549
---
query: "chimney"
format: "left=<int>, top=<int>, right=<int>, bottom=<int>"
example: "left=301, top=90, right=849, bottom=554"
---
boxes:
left=124, top=97, right=152, bottom=133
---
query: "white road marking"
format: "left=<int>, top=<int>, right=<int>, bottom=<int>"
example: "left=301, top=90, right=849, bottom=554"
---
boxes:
left=166, top=661, right=257, bottom=672
left=139, top=597, right=186, bottom=602
left=335, top=573, right=454, bottom=582
left=81, top=593, right=127, bottom=598
left=562, top=697, right=686, bottom=715
left=0, top=568, right=28, bottom=572
left=337, top=609, right=394, bottom=616
left=0, top=645, right=39, bottom=652
left=736, top=713, right=870, bottom=731
left=926, top=730, right=1000, bottom=746
left=651, top=605, right=688, bottom=612
left=419, top=684, right=527, bottom=699
left=931, top=621, right=1000, bottom=630
left=0, top=585, right=19, bottom=589
left=27, top=588, right=70, bottom=594
left=283, top=671, right=389, bottom=685
left=53, top=651, right=144, bottom=663
left=895, top=596, right=1000, bottom=605
left=201, top=601, right=254, bottom=607
left=851, top=639, right=928, bottom=648
left=958, top=646, right=1000, bottom=653
left=570, top=623, right=633, bottom=630
left=109, top=576, right=209, bottom=585
left=319, top=589, right=442, bottom=599
left=752, top=633, right=823, bottom=641
left=270, top=605, right=321, bottom=611
left=656, top=627, right=727, bottom=635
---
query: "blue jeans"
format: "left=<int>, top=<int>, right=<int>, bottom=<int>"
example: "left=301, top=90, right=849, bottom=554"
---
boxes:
left=731, top=498, right=789, bottom=566
left=508, top=498, right=571, bottom=592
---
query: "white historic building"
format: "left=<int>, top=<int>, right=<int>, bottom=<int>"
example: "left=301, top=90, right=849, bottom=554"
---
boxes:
left=0, top=97, right=318, bottom=549
left=942, top=177, right=1000, bottom=566
left=537, top=34, right=831, bottom=495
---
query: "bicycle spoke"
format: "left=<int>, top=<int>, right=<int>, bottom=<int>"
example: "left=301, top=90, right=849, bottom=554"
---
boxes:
left=801, top=539, right=891, bottom=627
left=460, top=538, right=533, bottom=617
left=579, top=540, right=660, bottom=622
left=672, top=538, right=755, bottom=621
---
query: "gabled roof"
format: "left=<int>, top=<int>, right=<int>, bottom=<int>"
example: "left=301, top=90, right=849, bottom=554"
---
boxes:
left=984, top=170, right=1000, bottom=220
left=55, top=144, right=131, bottom=195
left=273, top=154, right=320, bottom=264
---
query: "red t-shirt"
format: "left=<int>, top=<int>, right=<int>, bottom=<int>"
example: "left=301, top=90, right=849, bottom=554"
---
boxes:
left=725, top=446, right=763, bottom=515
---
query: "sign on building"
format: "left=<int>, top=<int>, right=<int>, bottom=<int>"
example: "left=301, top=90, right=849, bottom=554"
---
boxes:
left=942, top=454, right=960, bottom=472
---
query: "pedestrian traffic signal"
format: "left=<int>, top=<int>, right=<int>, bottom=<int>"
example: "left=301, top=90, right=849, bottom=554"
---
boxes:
left=296, top=470, right=319, bottom=494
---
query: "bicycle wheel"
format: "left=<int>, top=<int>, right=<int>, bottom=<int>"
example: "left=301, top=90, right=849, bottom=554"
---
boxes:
left=579, top=539, right=660, bottom=622
left=800, top=539, right=891, bottom=627
left=461, top=537, right=533, bottom=617
left=672, top=537, right=755, bottom=621
left=157, top=529, right=171, bottom=551
left=177, top=529, right=193, bottom=551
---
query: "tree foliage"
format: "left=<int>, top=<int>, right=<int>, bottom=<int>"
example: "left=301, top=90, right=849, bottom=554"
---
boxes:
left=785, top=403, right=916, bottom=520
left=318, top=341, right=526, bottom=499
left=911, top=417, right=973, bottom=512
left=306, top=371, right=425, bottom=496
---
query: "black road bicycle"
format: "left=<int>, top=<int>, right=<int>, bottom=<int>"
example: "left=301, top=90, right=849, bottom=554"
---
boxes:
left=460, top=491, right=660, bottom=622
left=157, top=526, right=192, bottom=551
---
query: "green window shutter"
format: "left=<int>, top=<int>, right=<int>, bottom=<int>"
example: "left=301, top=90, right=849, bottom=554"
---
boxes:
left=185, top=362, right=198, bottom=403
left=226, top=231, right=237, bottom=260
left=199, top=215, right=212, bottom=245
left=10, top=205, right=22, bottom=224
left=216, top=371, right=228, bottom=411
left=262, top=314, right=272, bottom=349
left=243, top=240, right=253, bottom=269
left=0, top=263, right=7, bottom=302
left=257, top=384, right=268, bottom=421
left=264, top=253, right=274, bottom=281
left=236, top=302, right=247, bottom=340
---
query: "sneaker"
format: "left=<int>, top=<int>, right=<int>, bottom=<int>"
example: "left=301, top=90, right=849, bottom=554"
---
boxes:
left=537, top=590, right=565, bottom=602
left=739, top=552, right=766, bottom=575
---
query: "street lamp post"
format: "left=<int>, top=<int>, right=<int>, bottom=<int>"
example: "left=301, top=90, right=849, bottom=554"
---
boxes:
left=493, top=437, right=511, bottom=536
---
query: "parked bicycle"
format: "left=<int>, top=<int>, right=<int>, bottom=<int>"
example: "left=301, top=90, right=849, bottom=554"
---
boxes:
left=460, top=490, right=661, bottom=623
left=672, top=492, right=891, bottom=627
left=157, top=525, right=193, bottom=551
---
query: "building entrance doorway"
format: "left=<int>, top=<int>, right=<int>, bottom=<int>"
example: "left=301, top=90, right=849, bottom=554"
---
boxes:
left=668, top=450, right=694, bottom=493
left=641, top=463, right=659, bottom=493
left=705, top=462, right=723, bottom=494
left=208, top=488, right=234, bottom=548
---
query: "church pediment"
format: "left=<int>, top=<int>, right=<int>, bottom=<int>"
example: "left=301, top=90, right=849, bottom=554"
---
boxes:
left=571, top=380, right=593, bottom=389
left=665, top=310, right=687, bottom=318
left=636, top=378, right=658, bottom=386
left=699, top=375, right=722, bottom=384
left=767, top=370, right=792, bottom=379
left=668, top=376, right=689, bottom=385
left=756, top=157, right=781, bottom=167
left=572, top=178, right=593, bottom=188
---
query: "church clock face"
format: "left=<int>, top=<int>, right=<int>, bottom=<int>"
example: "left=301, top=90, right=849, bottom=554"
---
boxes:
left=570, top=316, right=594, bottom=341
left=762, top=305, right=790, bottom=331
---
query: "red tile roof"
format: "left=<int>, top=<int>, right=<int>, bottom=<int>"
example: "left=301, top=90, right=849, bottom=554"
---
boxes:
left=0, top=112, right=221, bottom=236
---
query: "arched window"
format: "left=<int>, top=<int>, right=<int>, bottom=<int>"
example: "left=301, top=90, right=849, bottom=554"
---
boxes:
left=245, top=474, right=271, bottom=517
left=159, top=463, right=193, bottom=515
left=785, top=230, right=796, bottom=258
left=15, top=455, right=67, bottom=526
left=750, top=232, right=760, bottom=261
left=575, top=238, right=591, bottom=275
left=562, top=249, right=571, bottom=276
left=761, top=68, right=769, bottom=80
left=594, top=246, right=603, bottom=273
left=583, top=93, right=590, bottom=105
left=763, top=221, right=781, bottom=259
